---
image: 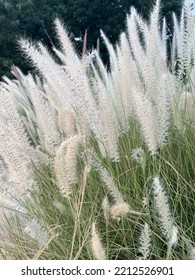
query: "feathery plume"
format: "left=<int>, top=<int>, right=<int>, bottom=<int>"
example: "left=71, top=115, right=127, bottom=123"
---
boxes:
left=152, top=177, right=175, bottom=239
left=26, top=75, right=61, bottom=154
left=126, top=2, right=173, bottom=152
left=138, top=223, right=152, bottom=260
left=132, top=90, right=159, bottom=154
left=100, top=30, right=118, bottom=71
left=54, top=18, right=79, bottom=65
left=109, top=202, right=130, bottom=221
left=90, top=222, right=106, bottom=260
left=169, top=225, right=179, bottom=248
left=0, top=119, right=34, bottom=193
left=102, top=197, right=110, bottom=223
left=95, top=161, right=124, bottom=204
left=53, top=135, right=80, bottom=198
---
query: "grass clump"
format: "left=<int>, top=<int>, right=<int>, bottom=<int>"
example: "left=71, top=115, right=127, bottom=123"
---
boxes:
left=0, top=0, right=195, bottom=260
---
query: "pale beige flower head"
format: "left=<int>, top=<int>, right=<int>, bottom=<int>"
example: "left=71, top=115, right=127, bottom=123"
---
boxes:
left=102, top=196, right=110, bottom=222
left=138, top=223, right=152, bottom=260
left=110, top=202, right=130, bottom=221
left=169, top=225, right=179, bottom=248
left=152, top=176, right=174, bottom=239
left=90, top=222, right=106, bottom=260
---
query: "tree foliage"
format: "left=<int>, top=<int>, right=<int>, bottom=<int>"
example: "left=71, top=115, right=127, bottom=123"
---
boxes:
left=0, top=0, right=182, bottom=78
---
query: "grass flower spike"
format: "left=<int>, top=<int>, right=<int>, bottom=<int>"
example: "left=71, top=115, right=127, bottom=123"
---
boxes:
left=138, top=223, right=152, bottom=260
left=152, top=177, right=175, bottom=240
left=90, top=222, right=106, bottom=260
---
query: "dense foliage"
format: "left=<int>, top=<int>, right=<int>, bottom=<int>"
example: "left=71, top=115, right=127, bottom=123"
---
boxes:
left=0, top=0, right=182, bottom=78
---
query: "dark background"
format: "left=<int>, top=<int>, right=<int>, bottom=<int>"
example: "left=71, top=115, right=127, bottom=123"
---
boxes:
left=0, top=0, right=183, bottom=78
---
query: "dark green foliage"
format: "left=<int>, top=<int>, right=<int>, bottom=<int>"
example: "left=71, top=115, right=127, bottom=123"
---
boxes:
left=0, top=0, right=182, bottom=78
